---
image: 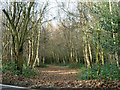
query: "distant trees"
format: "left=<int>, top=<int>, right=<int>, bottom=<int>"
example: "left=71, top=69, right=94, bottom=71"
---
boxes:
left=55, top=1, right=120, bottom=71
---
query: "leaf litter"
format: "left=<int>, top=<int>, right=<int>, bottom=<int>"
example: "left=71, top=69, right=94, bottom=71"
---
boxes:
left=2, top=65, right=120, bottom=89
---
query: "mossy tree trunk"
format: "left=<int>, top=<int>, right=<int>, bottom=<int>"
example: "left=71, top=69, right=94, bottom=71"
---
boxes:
left=2, top=2, right=34, bottom=74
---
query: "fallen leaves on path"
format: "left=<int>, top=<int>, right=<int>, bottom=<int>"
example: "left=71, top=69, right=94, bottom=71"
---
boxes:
left=2, top=65, right=120, bottom=89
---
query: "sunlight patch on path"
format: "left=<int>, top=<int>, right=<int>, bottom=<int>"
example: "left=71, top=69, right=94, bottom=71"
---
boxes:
left=41, top=70, right=78, bottom=75
left=59, top=71, right=78, bottom=74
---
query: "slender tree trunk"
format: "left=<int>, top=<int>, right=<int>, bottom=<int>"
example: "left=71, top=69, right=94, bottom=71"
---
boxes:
left=82, top=36, right=86, bottom=67
left=96, top=30, right=101, bottom=76
left=43, top=56, right=45, bottom=64
left=87, top=36, right=92, bottom=65
left=88, top=43, right=92, bottom=63
left=84, top=32, right=91, bottom=68
left=33, top=23, right=41, bottom=68
left=63, top=57, right=66, bottom=64
left=75, top=51, right=78, bottom=64
left=96, top=43, right=99, bottom=64
left=96, top=30, right=100, bottom=65
left=69, top=31, right=74, bottom=64
left=70, top=47, right=73, bottom=63
left=31, top=38, right=34, bottom=61
left=32, top=5, right=35, bottom=61
left=101, top=49, right=104, bottom=65
left=43, top=41, right=45, bottom=64
left=115, top=52, right=119, bottom=67
left=27, top=40, right=31, bottom=66
left=11, top=35, right=17, bottom=65
left=85, top=41, right=90, bottom=68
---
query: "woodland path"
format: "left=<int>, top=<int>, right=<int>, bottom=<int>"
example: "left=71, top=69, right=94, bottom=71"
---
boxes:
left=35, top=65, right=79, bottom=82
left=2, top=65, right=120, bottom=88
left=28, top=65, right=80, bottom=88
left=30, top=65, right=119, bottom=88
left=2, top=65, right=80, bottom=88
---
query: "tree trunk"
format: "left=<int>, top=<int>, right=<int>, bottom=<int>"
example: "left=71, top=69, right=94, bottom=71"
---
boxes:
left=115, top=52, right=119, bottom=67
left=31, top=5, right=35, bottom=61
left=70, top=47, right=73, bottom=63
left=75, top=51, right=78, bottom=64
left=33, top=23, right=41, bottom=68
left=96, top=43, right=99, bottom=64
left=43, top=56, right=45, bottom=64
left=87, top=38, right=92, bottom=65
left=27, top=40, right=31, bottom=66
left=17, top=46, right=23, bottom=74
left=85, top=41, right=90, bottom=68
left=82, top=36, right=86, bottom=67
left=96, top=30, right=101, bottom=76
left=101, top=49, right=104, bottom=65
left=63, top=57, right=66, bottom=64
left=84, top=32, right=91, bottom=68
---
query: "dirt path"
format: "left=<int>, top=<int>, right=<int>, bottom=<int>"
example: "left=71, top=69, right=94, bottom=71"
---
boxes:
left=2, top=65, right=120, bottom=88
left=35, top=65, right=79, bottom=82
left=28, top=65, right=79, bottom=88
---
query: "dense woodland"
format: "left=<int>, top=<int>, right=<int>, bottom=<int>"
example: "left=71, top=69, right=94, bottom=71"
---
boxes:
left=1, top=1, right=120, bottom=89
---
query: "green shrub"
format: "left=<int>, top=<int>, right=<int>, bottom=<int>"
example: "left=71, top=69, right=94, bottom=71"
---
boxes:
left=20, top=67, right=38, bottom=78
left=2, top=62, right=38, bottom=78
left=77, top=63, right=120, bottom=80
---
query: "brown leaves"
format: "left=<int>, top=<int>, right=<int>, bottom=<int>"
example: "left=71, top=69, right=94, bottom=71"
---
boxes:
left=18, top=76, right=24, bottom=81
left=2, top=65, right=120, bottom=89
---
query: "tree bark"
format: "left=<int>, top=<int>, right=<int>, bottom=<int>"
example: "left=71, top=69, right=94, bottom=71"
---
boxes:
left=17, top=46, right=23, bottom=73
left=33, top=23, right=41, bottom=68
left=84, top=32, right=91, bottom=68
left=87, top=34, right=92, bottom=65
left=27, top=40, right=31, bottom=66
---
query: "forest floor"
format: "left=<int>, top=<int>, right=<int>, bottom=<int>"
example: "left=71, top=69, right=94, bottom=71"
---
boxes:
left=2, top=65, right=120, bottom=89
